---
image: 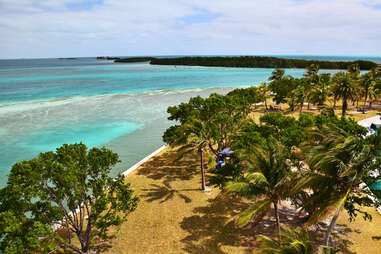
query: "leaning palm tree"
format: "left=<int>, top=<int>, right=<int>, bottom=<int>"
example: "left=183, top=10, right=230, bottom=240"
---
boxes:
left=225, top=138, right=292, bottom=236
left=293, top=126, right=374, bottom=246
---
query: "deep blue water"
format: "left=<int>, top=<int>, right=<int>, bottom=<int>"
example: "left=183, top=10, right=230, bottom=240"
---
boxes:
left=0, top=56, right=380, bottom=187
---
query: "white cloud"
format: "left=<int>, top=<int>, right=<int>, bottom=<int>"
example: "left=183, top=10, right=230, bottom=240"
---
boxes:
left=0, top=0, right=380, bottom=58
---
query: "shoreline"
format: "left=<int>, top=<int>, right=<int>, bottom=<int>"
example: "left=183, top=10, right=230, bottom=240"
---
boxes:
left=121, top=145, right=168, bottom=177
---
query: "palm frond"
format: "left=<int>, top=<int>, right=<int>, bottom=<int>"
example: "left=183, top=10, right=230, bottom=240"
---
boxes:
left=246, top=172, right=269, bottom=187
left=229, top=199, right=272, bottom=227
left=307, top=188, right=350, bottom=225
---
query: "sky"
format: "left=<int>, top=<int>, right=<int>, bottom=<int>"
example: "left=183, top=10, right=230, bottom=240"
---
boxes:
left=0, top=0, right=381, bottom=59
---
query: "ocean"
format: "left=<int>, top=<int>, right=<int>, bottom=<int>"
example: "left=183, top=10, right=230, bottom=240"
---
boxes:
left=0, top=56, right=380, bottom=187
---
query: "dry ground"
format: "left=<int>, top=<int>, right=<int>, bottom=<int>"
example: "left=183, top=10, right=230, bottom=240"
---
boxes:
left=59, top=101, right=381, bottom=254
left=102, top=146, right=381, bottom=254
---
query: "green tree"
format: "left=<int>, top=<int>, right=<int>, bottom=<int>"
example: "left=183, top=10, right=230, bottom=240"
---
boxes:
left=227, top=86, right=260, bottom=116
left=309, top=73, right=331, bottom=107
left=254, top=226, right=313, bottom=254
left=164, top=93, right=245, bottom=190
left=269, top=68, right=285, bottom=81
left=361, top=70, right=380, bottom=109
left=331, top=72, right=357, bottom=117
left=269, top=76, right=298, bottom=107
left=0, top=143, right=139, bottom=254
left=163, top=119, right=210, bottom=190
left=258, top=82, right=270, bottom=110
left=226, top=138, right=292, bottom=236
left=254, top=226, right=339, bottom=254
left=293, top=127, right=376, bottom=246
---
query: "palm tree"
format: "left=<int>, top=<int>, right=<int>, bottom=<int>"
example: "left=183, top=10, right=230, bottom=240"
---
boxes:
left=259, top=82, right=270, bottom=110
left=293, top=127, right=374, bottom=246
left=254, top=226, right=313, bottom=254
left=360, top=72, right=376, bottom=108
left=304, top=64, right=320, bottom=80
left=367, top=83, right=380, bottom=109
left=225, top=138, right=292, bottom=236
left=331, top=72, right=357, bottom=117
left=303, top=64, right=320, bottom=110
left=308, top=73, right=331, bottom=108
left=269, top=68, right=285, bottom=81
left=254, top=226, right=340, bottom=254
left=361, top=71, right=380, bottom=109
left=163, top=118, right=211, bottom=190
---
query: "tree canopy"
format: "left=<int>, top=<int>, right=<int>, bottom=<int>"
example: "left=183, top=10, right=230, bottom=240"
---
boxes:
left=0, top=143, right=139, bottom=254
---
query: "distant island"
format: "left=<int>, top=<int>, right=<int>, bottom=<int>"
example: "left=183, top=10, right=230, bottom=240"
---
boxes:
left=149, top=56, right=378, bottom=70
left=96, top=55, right=378, bottom=70
left=114, top=57, right=153, bottom=63
left=96, top=56, right=153, bottom=62
left=96, top=56, right=121, bottom=60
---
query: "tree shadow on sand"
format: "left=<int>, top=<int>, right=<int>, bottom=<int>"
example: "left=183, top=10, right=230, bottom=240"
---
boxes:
left=180, top=194, right=258, bottom=254
left=180, top=195, right=360, bottom=254
left=136, top=149, right=199, bottom=185
left=141, top=182, right=198, bottom=203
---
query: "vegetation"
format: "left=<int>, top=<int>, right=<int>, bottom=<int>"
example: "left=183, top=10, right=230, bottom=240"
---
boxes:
left=150, top=56, right=378, bottom=70
left=162, top=63, right=381, bottom=252
left=226, top=138, right=293, bottom=237
left=114, top=57, right=153, bottom=63
left=96, top=56, right=153, bottom=62
left=1, top=62, right=381, bottom=253
left=0, top=143, right=139, bottom=254
left=101, top=147, right=381, bottom=254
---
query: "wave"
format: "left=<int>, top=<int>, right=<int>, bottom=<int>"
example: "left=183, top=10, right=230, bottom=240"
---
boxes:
left=0, top=85, right=245, bottom=115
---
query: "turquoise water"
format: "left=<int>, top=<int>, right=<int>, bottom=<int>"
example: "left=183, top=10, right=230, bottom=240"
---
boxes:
left=0, top=56, right=379, bottom=187
left=370, top=180, right=381, bottom=191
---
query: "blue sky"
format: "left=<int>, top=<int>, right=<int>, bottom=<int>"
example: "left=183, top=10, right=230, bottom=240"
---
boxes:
left=0, top=0, right=380, bottom=58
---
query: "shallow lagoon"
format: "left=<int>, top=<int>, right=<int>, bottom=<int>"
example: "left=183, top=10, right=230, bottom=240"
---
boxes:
left=0, top=58, right=341, bottom=186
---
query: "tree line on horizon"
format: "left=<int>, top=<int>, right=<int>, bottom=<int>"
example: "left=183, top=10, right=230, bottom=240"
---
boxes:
left=150, top=56, right=378, bottom=70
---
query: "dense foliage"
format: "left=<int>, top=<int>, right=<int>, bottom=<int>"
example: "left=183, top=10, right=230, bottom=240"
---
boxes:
left=163, top=63, right=381, bottom=251
left=150, top=56, right=377, bottom=70
left=0, top=143, right=139, bottom=254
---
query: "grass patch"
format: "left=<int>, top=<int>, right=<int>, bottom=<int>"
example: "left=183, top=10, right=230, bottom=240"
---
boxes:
left=104, top=145, right=381, bottom=253
left=335, top=208, right=381, bottom=254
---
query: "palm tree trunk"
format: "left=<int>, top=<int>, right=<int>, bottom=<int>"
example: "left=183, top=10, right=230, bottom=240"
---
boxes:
left=264, top=99, right=268, bottom=110
left=199, top=146, right=206, bottom=191
left=342, top=95, right=348, bottom=117
left=273, top=201, right=281, bottom=239
left=333, top=98, right=337, bottom=110
left=325, top=208, right=342, bottom=246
